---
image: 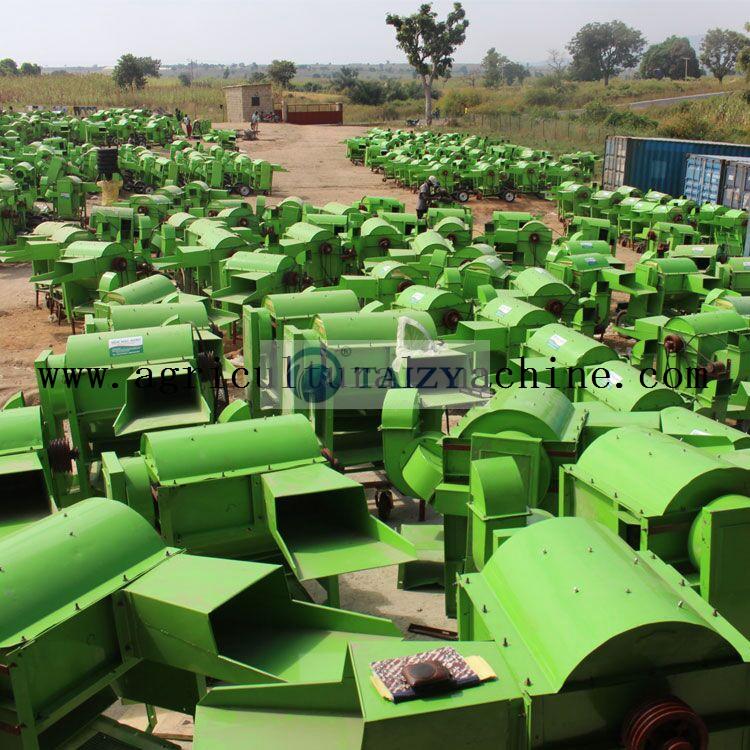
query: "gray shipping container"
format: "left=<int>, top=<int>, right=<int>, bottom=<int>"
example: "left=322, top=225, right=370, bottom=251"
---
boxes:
left=684, top=154, right=750, bottom=209
left=602, top=136, right=750, bottom=197
left=723, top=159, right=750, bottom=210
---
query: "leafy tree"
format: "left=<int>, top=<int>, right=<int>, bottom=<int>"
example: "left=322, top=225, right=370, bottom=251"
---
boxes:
left=222, top=67, right=230, bottom=79
left=0, top=58, right=19, bottom=77
left=567, top=20, right=646, bottom=85
left=267, top=59, right=297, bottom=87
left=248, top=70, right=266, bottom=83
left=482, top=48, right=507, bottom=88
left=19, top=62, right=42, bottom=76
left=178, top=72, right=192, bottom=87
left=386, top=2, right=469, bottom=123
left=700, top=27, right=749, bottom=82
left=112, top=54, right=161, bottom=91
left=349, top=80, right=386, bottom=105
left=504, top=61, right=530, bottom=85
left=384, top=79, right=428, bottom=101
left=738, top=23, right=750, bottom=81
left=640, top=36, right=701, bottom=79
left=332, top=65, right=360, bottom=91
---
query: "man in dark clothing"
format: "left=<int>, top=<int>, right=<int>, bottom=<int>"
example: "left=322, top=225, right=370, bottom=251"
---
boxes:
left=416, top=175, right=440, bottom=219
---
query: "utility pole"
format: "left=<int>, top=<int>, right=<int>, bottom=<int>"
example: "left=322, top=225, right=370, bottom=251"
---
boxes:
left=682, top=57, right=690, bottom=81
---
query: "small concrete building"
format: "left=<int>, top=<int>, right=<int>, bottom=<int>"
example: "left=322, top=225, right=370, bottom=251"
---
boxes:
left=223, top=83, right=274, bottom=122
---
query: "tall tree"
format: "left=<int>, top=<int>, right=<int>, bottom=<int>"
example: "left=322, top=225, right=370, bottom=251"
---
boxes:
left=738, top=22, right=750, bottom=82
left=504, top=61, right=530, bottom=85
left=0, top=58, right=19, bottom=77
left=700, top=27, right=750, bottom=82
left=482, top=48, right=506, bottom=88
left=19, top=62, right=42, bottom=76
left=640, top=36, right=701, bottom=79
left=332, top=65, right=360, bottom=91
left=112, top=54, right=160, bottom=91
left=267, top=59, right=297, bottom=88
left=386, top=2, right=469, bottom=123
left=567, top=20, right=645, bottom=85
left=546, top=49, right=568, bottom=78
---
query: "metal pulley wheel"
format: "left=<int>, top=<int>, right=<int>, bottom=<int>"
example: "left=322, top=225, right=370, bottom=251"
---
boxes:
left=196, top=350, right=216, bottom=382
left=282, top=271, right=299, bottom=287
left=376, top=489, right=394, bottom=521
left=663, top=334, right=685, bottom=354
left=442, top=309, right=461, bottom=331
left=111, top=257, right=129, bottom=272
left=700, top=360, right=728, bottom=381
left=47, top=438, right=79, bottom=473
left=621, top=697, right=708, bottom=750
left=545, top=299, right=564, bottom=317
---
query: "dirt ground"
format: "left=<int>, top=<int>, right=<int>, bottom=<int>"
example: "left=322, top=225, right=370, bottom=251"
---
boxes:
left=1, top=123, right=639, bottom=745
left=0, top=123, right=583, bottom=405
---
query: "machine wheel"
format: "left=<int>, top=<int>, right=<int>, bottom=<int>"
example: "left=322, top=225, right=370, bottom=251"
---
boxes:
left=621, top=697, right=707, bottom=750
left=376, top=490, right=395, bottom=521
left=238, top=185, right=252, bottom=197
left=503, top=189, right=516, bottom=203
left=455, top=190, right=470, bottom=203
left=47, top=438, right=79, bottom=473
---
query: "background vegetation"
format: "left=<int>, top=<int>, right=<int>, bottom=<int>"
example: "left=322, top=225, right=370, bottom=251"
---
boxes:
left=1, top=11, right=749, bottom=153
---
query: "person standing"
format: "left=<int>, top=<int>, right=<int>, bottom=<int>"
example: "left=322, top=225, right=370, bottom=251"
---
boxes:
left=251, top=110, right=260, bottom=134
left=416, top=175, right=439, bottom=220
left=183, top=114, right=192, bottom=138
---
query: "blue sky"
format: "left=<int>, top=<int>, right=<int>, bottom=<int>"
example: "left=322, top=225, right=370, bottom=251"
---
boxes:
left=5, top=0, right=748, bottom=67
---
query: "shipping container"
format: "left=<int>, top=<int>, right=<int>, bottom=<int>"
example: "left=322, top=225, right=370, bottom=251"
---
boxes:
left=683, top=154, right=750, bottom=209
left=683, top=155, right=724, bottom=204
left=723, top=159, right=750, bottom=210
left=602, top=136, right=750, bottom=197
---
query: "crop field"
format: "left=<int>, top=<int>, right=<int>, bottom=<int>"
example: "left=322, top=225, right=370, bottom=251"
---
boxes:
left=3, top=72, right=748, bottom=151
